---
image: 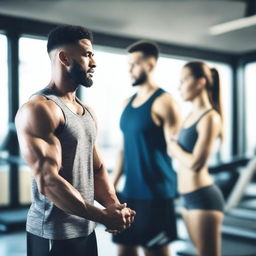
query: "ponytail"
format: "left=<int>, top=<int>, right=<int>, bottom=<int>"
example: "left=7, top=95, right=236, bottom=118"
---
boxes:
left=210, top=68, right=223, bottom=121
left=184, top=61, right=224, bottom=139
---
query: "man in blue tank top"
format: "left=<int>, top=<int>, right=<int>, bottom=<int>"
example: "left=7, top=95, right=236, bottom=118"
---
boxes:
left=15, top=25, right=135, bottom=256
left=112, top=40, right=181, bottom=256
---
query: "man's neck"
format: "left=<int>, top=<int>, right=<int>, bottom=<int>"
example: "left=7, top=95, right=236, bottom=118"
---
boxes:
left=48, top=78, right=78, bottom=103
left=136, top=80, right=158, bottom=97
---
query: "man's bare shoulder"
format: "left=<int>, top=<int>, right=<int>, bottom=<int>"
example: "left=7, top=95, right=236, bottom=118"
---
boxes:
left=15, top=95, right=63, bottom=134
left=155, top=91, right=176, bottom=105
left=17, top=95, right=61, bottom=119
left=153, top=91, right=178, bottom=111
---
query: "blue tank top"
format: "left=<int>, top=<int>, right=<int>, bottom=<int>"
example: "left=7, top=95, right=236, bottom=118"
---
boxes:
left=177, top=109, right=213, bottom=153
left=120, top=88, right=177, bottom=199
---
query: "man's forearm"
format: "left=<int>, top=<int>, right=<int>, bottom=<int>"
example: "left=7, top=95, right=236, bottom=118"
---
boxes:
left=94, top=166, right=120, bottom=207
left=38, top=174, right=106, bottom=223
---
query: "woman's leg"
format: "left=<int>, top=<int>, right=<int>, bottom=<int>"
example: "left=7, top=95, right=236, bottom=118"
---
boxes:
left=182, top=209, right=197, bottom=245
left=117, top=245, right=139, bottom=256
left=185, top=210, right=223, bottom=256
left=143, top=244, right=170, bottom=256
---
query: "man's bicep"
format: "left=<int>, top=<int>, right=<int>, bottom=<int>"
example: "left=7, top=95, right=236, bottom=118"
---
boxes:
left=16, top=103, right=62, bottom=174
left=161, top=100, right=181, bottom=139
left=18, top=129, right=61, bottom=180
left=92, top=146, right=101, bottom=169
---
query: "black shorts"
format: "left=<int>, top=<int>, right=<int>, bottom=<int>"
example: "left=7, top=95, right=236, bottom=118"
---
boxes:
left=27, top=231, right=98, bottom=256
left=112, top=194, right=178, bottom=249
left=181, top=185, right=225, bottom=212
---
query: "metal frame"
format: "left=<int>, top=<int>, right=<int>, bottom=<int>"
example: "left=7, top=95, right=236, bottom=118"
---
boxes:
left=7, top=30, right=20, bottom=207
left=226, top=157, right=256, bottom=211
left=233, top=51, right=256, bottom=155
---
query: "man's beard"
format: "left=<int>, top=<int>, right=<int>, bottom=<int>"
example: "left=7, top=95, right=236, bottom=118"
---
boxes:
left=69, top=60, right=93, bottom=88
left=132, top=71, right=147, bottom=87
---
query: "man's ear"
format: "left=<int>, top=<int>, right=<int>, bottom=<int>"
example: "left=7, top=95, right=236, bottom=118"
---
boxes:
left=58, top=50, right=71, bottom=67
left=147, top=57, right=156, bottom=72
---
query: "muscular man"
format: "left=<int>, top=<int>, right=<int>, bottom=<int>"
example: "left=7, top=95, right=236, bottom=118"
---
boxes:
left=15, top=25, right=135, bottom=256
left=112, top=40, right=181, bottom=256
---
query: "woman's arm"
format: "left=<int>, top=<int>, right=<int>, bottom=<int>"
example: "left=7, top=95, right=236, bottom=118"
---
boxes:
left=169, top=111, right=221, bottom=172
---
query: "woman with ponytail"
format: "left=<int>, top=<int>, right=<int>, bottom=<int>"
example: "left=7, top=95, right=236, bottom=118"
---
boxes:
left=168, top=61, right=225, bottom=256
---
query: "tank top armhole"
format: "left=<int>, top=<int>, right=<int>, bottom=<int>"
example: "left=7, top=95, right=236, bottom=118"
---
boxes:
left=38, top=95, right=67, bottom=136
left=148, top=88, right=165, bottom=107
left=52, top=100, right=67, bottom=136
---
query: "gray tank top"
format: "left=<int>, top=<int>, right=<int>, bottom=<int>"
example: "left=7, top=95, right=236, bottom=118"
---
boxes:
left=26, top=87, right=96, bottom=240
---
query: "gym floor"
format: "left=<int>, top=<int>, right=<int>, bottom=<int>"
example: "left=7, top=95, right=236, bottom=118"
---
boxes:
left=0, top=219, right=189, bottom=256
left=1, top=217, right=256, bottom=256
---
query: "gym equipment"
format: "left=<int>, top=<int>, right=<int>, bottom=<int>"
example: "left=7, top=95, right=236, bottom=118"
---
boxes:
left=177, top=235, right=256, bottom=256
left=0, top=208, right=28, bottom=232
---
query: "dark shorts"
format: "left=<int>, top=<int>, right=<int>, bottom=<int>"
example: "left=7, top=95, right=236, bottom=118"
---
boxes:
left=112, top=194, right=178, bottom=249
left=181, top=185, right=225, bottom=212
left=27, top=231, right=98, bottom=256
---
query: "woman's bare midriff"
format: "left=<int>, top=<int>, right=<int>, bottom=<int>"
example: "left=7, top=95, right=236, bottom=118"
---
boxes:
left=178, top=163, right=214, bottom=194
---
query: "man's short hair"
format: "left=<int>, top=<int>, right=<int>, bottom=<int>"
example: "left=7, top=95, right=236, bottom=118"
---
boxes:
left=127, top=40, right=160, bottom=60
left=47, top=25, right=93, bottom=53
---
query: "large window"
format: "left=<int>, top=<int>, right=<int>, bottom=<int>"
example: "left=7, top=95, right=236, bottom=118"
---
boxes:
left=0, top=34, right=10, bottom=206
left=81, top=47, right=233, bottom=168
left=19, top=36, right=51, bottom=106
left=18, top=36, right=51, bottom=204
left=81, top=48, right=134, bottom=168
left=0, top=34, right=8, bottom=144
left=17, top=40, right=232, bottom=165
left=245, top=62, right=256, bottom=156
left=154, top=55, right=188, bottom=114
left=207, top=61, right=233, bottom=161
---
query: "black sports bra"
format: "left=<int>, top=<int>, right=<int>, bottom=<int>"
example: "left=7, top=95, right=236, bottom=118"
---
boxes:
left=177, top=109, right=213, bottom=153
